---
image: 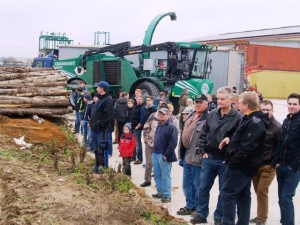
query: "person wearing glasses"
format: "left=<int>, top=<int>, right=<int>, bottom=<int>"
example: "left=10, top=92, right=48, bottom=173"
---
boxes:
left=250, top=100, right=281, bottom=225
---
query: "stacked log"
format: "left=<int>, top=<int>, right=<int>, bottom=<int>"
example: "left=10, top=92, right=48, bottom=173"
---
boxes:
left=0, top=67, right=72, bottom=117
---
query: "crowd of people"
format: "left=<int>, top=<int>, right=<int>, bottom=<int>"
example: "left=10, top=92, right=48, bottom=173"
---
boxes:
left=73, top=80, right=300, bottom=225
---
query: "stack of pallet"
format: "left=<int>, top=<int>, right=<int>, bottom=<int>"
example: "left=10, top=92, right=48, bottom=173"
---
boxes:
left=0, top=67, right=72, bottom=118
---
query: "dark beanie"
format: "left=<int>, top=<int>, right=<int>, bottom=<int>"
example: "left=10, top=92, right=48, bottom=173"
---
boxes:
left=83, top=94, right=92, bottom=101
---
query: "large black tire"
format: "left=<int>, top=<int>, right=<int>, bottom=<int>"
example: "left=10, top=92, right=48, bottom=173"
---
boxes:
left=136, top=81, right=161, bottom=97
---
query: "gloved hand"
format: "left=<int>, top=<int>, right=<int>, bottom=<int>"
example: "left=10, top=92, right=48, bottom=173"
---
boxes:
left=179, top=160, right=184, bottom=167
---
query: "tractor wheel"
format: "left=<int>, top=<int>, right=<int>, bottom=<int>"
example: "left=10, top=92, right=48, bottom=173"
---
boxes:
left=137, top=82, right=161, bottom=97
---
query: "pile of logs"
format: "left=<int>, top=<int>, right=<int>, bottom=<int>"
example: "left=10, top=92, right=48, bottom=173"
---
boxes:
left=0, top=67, right=72, bottom=118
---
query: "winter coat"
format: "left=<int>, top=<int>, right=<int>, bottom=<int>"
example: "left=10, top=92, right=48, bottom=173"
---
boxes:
left=83, top=101, right=93, bottom=121
left=114, top=97, right=128, bottom=122
left=143, top=111, right=160, bottom=148
left=184, top=111, right=207, bottom=167
left=89, top=93, right=114, bottom=132
left=75, top=93, right=85, bottom=113
left=131, top=103, right=146, bottom=130
left=153, top=119, right=178, bottom=162
left=119, top=133, right=136, bottom=158
left=261, top=116, right=281, bottom=166
left=227, top=111, right=269, bottom=177
left=125, top=107, right=133, bottom=124
left=145, top=105, right=157, bottom=121
left=275, top=111, right=300, bottom=171
left=198, top=108, right=242, bottom=160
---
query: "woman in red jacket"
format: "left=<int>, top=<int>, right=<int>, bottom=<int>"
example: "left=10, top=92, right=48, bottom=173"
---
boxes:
left=119, top=123, right=136, bottom=176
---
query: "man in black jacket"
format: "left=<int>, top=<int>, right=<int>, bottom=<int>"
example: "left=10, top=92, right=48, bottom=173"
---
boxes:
left=275, top=93, right=300, bottom=225
left=219, top=91, right=268, bottom=225
left=89, top=81, right=113, bottom=172
left=250, top=100, right=281, bottom=225
left=131, top=95, right=146, bottom=164
left=191, top=87, right=242, bottom=225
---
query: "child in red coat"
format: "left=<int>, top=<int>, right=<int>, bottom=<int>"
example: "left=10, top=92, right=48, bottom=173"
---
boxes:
left=119, top=123, right=136, bottom=176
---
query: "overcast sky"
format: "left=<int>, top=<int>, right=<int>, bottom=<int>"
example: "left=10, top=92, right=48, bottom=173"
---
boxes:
left=0, top=0, right=299, bottom=58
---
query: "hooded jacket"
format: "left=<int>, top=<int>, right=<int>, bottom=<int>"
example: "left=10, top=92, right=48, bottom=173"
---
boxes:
left=227, top=111, right=269, bottom=177
left=119, top=133, right=136, bottom=158
left=114, top=97, right=128, bottom=122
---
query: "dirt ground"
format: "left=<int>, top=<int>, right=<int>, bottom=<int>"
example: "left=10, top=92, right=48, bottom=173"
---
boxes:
left=0, top=115, right=186, bottom=225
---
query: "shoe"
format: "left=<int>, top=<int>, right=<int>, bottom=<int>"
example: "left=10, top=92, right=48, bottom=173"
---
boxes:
left=73, top=130, right=79, bottom=134
left=140, top=181, right=151, bottom=187
left=191, top=210, right=198, bottom=219
left=152, top=193, right=163, bottom=199
left=177, top=207, right=194, bottom=215
left=190, top=214, right=207, bottom=224
left=113, top=140, right=118, bottom=144
left=256, top=222, right=265, bottom=225
left=161, top=197, right=171, bottom=203
left=133, top=160, right=142, bottom=165
left=214, top=218, right=222, bottom=225
left=249, top=217, right=258, bottom=223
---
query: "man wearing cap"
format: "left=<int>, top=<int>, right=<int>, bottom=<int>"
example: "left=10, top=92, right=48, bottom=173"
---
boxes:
left=89, top=81, right=113, bottom=172
left=191, top=87, right=242, bottom=225
left=151, top=107, right=178, bottom=203
left=177, top=94, right=208, bottom=216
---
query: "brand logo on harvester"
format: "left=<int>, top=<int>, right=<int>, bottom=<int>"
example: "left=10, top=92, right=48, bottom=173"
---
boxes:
left=54, top=61, right=75, bottom=68
left=201, top=83, right=209, bottom=94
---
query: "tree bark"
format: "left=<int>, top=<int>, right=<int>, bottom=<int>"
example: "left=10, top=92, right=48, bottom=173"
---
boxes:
left=0, top=71, right=63, bottom=81
left=0, top=88, right=71, bottom=96
left=0, top=74, right=67, bottom=87
left=0, top=96, right=70, bottom=107
left=0, top=107, right=73, bottom=116
left=0, top=82, right=67, bottom=88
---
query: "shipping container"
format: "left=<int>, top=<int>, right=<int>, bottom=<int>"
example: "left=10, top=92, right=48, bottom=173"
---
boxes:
left=246, top=44, right=300, bottom=71
left=250, top=70, right=300, bottom=99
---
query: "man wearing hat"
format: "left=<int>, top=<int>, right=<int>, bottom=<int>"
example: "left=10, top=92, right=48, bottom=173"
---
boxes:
left=151, top=107, right=178, bottom=203
left=177, top=94, right=208, bottom=216
left=191, top=87, right=242, bottom=225
left=89, top=81, right=113, bottom=172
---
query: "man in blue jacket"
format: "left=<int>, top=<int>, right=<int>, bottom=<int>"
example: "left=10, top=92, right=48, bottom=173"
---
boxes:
left=275, top=93, right=300, bottom=225
left=152, top=107, right=178, bottom=203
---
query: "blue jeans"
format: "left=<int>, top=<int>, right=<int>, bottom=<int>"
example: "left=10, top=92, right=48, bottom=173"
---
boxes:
left=92, top=131, right=110, bottom=170
left=134, top=129, right=143, bottom=161
left=196, top=157, right=226, bottom=220
left=276, top=164, right=300, bottom=225
left=75, top=111, right=84, bottom=132
left=183, top=161, right=201, bottom=209
left=152, top=153, right=172, bottom=198
left=82, top=120, right=92, bottom=148
left=106, top=132, right=112, bottom=156
left=222, top=167, right=252, bottom=225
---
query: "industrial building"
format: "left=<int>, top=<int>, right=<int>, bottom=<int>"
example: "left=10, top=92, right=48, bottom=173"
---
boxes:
left=189, top=25, right=300, bottom=98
